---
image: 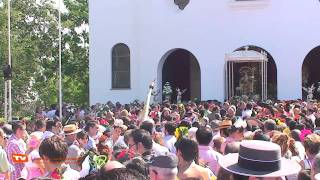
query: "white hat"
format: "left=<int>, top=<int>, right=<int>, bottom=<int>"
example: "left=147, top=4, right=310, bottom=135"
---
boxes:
left=114, top=119, right=124, bottom=127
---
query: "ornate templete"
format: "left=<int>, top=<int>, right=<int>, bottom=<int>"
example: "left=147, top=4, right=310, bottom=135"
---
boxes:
left=174, top=0, right=190, bottom=10
left=238, top=66, right=256, bottom=95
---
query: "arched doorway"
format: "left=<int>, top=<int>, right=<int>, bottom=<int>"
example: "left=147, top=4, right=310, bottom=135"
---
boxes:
left=232, top=45, right=278, bottom=100
left=159, top=49, right=201, bottom=102
left=302, top=46, right=320, bottom=100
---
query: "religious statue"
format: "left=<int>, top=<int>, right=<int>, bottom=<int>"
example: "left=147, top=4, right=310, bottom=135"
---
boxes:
left=176, top=88, right=187, bottom=104
left=163, top=82, right=173, bottom=102
left=238, top=67, right=255, bottom=96
left=152, top=89, right=161, bottom=103
left=303, top=84, right=315, bottom=102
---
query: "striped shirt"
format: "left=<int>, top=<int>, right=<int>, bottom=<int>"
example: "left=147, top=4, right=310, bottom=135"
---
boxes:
left=5, top=135, right=26, bottom=180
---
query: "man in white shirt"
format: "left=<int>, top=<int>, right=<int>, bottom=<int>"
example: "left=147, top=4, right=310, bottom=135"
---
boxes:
left=164, top=122, right=177, bottom=153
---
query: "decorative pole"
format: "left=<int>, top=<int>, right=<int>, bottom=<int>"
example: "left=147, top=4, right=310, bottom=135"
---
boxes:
left=58, top=0, right=63, bottom=120
left=143, top=81, right=155, bottom=122
left=7, top=0, right=12, bottom=121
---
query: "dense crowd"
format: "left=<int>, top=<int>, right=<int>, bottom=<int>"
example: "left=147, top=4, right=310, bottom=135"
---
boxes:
left=1, top=98, right=320, bottom=180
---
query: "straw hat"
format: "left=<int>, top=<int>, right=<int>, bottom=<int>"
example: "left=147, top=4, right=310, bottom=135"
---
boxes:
left=114, top=119, right=127, bottom=130
left=219, top=119, right=232, bottom=129
left=63, top=124, right=82, bottom=135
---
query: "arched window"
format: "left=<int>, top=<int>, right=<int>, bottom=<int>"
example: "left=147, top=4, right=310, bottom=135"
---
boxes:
left=112, top=43, right=130, bottom=89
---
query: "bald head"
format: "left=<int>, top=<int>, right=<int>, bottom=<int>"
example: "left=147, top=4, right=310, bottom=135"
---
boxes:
left=102, top=161, right=125, bottom=172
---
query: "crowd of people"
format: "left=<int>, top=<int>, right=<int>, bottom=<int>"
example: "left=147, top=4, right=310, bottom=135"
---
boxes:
left=1, top=98, right=320, bottom=180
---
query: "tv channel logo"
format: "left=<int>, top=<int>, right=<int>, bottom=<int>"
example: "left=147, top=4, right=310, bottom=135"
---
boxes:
left=12, top=154, right=28, bottom=163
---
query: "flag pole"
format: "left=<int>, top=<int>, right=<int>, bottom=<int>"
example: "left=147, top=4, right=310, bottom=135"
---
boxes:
left=7, top=0, right=12, bottom=122
left=58, top=0, right=63, bottom=120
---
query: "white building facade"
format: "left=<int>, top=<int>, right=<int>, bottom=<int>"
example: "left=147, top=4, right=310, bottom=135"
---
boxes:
left=89, top=0, right=320, bottom=104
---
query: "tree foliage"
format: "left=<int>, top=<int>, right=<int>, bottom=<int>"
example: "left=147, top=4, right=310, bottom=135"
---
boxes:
left=0, top=0, right=89, bottom=116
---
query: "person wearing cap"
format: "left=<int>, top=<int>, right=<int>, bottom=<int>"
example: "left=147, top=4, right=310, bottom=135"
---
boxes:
left=211, top=120, right=221, bottom=140
left=149, top=154, right=179, bottom=180
left=218, top=140, right=301, bottom=180
left=219, top=119, right=232, bottom=138
left=63, top=124, right=82, bottom=171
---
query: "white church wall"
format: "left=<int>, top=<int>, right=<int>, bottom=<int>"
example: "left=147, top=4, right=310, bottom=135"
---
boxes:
left=89, top=0, right=320, bottom=104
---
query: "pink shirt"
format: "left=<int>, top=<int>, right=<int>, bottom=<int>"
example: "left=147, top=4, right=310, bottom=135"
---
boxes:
left=198, top=145, right=222, bottom=175
left=6, top=135, right=26, bottom=180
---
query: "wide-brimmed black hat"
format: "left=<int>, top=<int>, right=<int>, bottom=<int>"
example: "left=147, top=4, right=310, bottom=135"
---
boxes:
left=218, top=140, right=301, bottom=177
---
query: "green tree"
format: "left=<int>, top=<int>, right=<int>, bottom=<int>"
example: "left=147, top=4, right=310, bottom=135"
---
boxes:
left=0, top=0, right=89, bottom=117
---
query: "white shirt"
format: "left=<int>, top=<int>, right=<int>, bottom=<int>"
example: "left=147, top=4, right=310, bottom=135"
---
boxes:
left=307, top=114, right=316, bottom=126
left=163, top=135, right=177, bottom=154
left=114, top=136, right=127, bottom=148
left=42, top=131, right=55, bottom=140
left=242, top=109, right=252, bottom=119
left=62, top=164, right=80, bottom=180
left=295, top=141, right=306, bottom=160
left=47, top=110, right=57, bottom=119
left=79, top=156, right=90, bottom=178
left=152, top=141, right=169, bottom=156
